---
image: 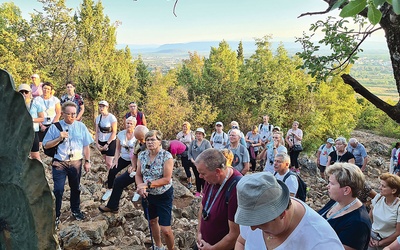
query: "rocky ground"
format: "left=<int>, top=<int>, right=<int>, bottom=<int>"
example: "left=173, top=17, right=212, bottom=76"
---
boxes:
left=42, top=130, right=398, bottom=250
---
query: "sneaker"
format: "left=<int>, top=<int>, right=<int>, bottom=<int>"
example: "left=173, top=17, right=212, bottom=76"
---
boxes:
left=55, top=217, right=60, bottom=230
left=72, top=211, right=85, bottom=220
left=102, top=189, right=112, bottom=201
left=154, top=245, right=166, bottom=250
left=295, top=168, right=300, bottom=174
left=132, top=192, right=140, bottom=202
left=187, top=183, right=192, bottom=189
left=98, top=205, right=119, bottom=213
left=195, top=192, right=201, bottom=197
left=129, top=171, right=136, bottom=178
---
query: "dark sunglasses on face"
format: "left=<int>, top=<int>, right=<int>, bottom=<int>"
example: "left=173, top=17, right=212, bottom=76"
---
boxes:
left=19, top=90, right=30, bottom=94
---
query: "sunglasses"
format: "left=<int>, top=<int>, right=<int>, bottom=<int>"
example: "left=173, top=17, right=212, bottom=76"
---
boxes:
left=19, top=90, right=30, bottom=94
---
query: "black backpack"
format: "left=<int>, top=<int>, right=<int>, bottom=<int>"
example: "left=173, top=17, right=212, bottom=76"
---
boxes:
left=224, top=175, right=242, bottom=204
left=43, top=122, right=63, bottom=158
left=274, top=171, right=307, bottom=202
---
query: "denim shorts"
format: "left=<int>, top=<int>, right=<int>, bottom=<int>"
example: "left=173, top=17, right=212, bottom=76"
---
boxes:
left=142, top=186, right=173, bottom=226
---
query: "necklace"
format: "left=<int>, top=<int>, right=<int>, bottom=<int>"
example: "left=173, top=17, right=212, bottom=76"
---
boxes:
left=325, top=199, right=358, bottom=220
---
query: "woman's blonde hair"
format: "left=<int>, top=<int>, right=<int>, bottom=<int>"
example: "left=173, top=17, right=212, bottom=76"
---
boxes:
left=182, top=121, right=191, bottom=130
left=326, top=163, right=365, bottom=198
left=220, top=149, right=234, bottom=168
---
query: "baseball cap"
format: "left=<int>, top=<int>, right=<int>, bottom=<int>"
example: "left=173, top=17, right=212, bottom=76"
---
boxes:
left=327, top=138, right=335, bottom=144
left=99, top=100, right=109, bottom=107
left=216, top=122, right=223, bottom=126
left=31, top=74, right=39, bottom=78
left=18, top=84, right=31, bottom=92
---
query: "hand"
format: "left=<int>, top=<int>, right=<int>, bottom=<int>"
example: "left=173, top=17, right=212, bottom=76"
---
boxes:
left=103, top=143, right=109, bottom=151
left=128, top=166, right=136, bottom=173
left=137, top=182, right=148, bottom=190
left=137, top=187, right=148, bottom=197
left=59, top=131, right=68, bottom=139
left=97, top=144, right=103, bottom=151
left=369, top=238, right=379, bottom=247
left=197, top=239, right=212, bottom=250
left=84, top=162, right=91, bottom=173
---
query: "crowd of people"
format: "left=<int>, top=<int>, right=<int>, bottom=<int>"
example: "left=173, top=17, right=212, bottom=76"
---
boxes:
left=17, top=75, right=400, bottom=250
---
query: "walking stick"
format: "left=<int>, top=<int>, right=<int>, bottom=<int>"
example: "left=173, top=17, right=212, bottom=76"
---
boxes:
left=144, top=197, right=155, bottom=250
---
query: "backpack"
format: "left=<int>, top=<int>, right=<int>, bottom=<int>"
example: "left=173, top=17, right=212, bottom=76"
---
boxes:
left=43, top=122, right=63, bottom=158
left=274, top=171, right=307, bottom=202
left=225, top=175, right=242, bottom=204
left=259, top=124, right=273, bottom=132
left=211, top=131, right=226, bottom=140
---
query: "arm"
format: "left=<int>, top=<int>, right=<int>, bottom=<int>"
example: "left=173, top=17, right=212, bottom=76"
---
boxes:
left=316, top=149, right=321, bottom=165
left=234, top=235, right=246, bottom=250
left=376, top=223, right=400, bottom=247
left=348, top=158, right=355, bottom=164
left=53, top=102, right=61, bottom=122
left=256, top=147, right=267, bottom=160
left=94, top=119, right=102, bottom=151
left=361, top=156, right=369, bottom=171
left=83, top=145, right=91, bottom=173
left=383, top=237, right=400, bottom=250
left=113, top=138, right=121, bottom=168
left=43, top=127, right=68, bottom=149
left=76, top=104, right=84, bottom=121
left=130, top=154, right=138, bottom=172
left=141, top=113, right=147, bottom=126
left=149, top=158, right=173, bottom=187
left=33, top=111, right=45, bottom=123
left=241, top=162, right=250, bottom=176
left=135, top=158, right=147, bottom=197
left=326, top=155, right=332, bottom=168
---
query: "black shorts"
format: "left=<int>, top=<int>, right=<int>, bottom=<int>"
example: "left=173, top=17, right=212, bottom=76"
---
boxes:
left=98, top=140, right=116, bottom=156
left=31, top=132, right=40, bottom=152
left=318, top=164, right=327, bottom=174
left=38, top=124, right=51, bottom=142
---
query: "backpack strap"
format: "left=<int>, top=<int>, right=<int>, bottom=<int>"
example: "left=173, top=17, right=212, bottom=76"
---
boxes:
left=282, top=171, right=294, bottom=182
left=54, top=122, right=63, bottom=132
left=225, top=175, right=242, bottom=204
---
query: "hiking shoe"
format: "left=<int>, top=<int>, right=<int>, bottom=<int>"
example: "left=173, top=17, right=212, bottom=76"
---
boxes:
left=72, top=211, right=85, bottom=220
left=187, top=183, right=192, bottom=189
left=102, top=189, right=112, bottom=201
left=55, top=217, right=60, bottom=230
left=98, top=205, right=119, bottom=213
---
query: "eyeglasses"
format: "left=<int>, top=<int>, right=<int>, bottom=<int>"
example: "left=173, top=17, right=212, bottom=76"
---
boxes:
left=129, top=105, right=137, bottom=108
left=19, top=90, right=30, bottom=94
left=273, top=136, right=279, bottom=139
left=229, top=134, right=238, bottom=137
left=64, top=113, right=76, bottom=117
left=335, top=143, right=343, bottom=146
left=146, top=138, right=158, bottom=142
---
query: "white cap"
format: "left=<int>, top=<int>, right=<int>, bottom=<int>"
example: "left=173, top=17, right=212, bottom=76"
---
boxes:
left=31, top=74, right=39, bottom=78
left=18, top=84, right=31, bottom=92
left=99, top=100, right=109, bottom=107
left=216, top=122, right=223, bottom=126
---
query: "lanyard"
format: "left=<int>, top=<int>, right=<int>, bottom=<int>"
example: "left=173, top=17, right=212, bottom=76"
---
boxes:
left=204, top=168, right=232, bottom=215
left=323, top=198, right=358, bottom=221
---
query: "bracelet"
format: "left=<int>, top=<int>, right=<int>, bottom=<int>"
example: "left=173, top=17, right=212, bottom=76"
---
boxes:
left=147, top=181, right=152, bottom=189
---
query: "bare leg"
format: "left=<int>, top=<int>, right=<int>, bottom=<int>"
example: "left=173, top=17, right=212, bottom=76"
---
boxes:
left=150, top=218, right=162, bottom=247
left=30, top=152, right=41, bottom=161
left=105, top=155, right=114, bottom=170
left=160, top=225, right=174, bottom=250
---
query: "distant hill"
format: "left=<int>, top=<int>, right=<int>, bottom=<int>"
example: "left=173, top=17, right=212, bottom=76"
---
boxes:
left=117, top=40, right=389, bottom=58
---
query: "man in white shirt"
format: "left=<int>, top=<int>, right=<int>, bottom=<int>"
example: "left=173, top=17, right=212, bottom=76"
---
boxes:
left=258, top=115, right=274, bottom=146
left=316, top=138, right=335, bottom=179
left=273, top=153, right=298, bottom=196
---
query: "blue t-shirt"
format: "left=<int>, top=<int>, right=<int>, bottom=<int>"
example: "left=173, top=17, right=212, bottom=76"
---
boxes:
left=43, top=120, right=93, bottom=161
left=346, top=143, right=367, bottom=166
left=29, top=99, right=44, bottom=132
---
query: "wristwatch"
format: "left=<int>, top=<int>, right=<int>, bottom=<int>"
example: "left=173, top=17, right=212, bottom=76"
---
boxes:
left=85, top=159, right=91, bottom=163
left=147, top=181, right=152, bottom=189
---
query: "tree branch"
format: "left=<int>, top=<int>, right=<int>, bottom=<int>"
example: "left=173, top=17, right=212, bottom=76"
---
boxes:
left=341, top=74, right=400, bottom=123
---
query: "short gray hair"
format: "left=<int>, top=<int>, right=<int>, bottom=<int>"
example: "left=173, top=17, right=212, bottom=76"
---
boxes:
left=335, top=137, right=347, bottom=145
left=195, top=148, right=226, bottom=171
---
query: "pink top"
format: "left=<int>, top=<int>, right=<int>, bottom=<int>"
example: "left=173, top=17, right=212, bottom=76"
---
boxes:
left=169, top=140, right=187, bottom=155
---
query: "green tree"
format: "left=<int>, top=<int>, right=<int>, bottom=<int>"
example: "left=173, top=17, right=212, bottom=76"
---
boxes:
left=298, top=1, right=400, bottom=123
left=237, top=40, right=244, bottom=63
left=135, top=55, right=151, bottom=107
left=74, top=0, right=134, bottom=124
left=0, top=2, right=32, bottom=84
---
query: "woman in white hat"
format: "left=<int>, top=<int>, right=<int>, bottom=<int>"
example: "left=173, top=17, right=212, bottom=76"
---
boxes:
left=188, top=127, right=211, bottom=196
left=95, top=100, right=118, bottom=200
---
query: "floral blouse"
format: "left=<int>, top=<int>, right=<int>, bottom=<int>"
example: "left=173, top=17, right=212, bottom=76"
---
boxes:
left=139, top=149, right=172, bottom=195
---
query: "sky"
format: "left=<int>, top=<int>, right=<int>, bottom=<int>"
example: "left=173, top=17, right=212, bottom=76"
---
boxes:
left=5, top=0, right=385, bottom=45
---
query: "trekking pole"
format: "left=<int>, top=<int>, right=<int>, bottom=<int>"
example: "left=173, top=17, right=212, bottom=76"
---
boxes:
left=144, top=197, right=155, bottom=250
